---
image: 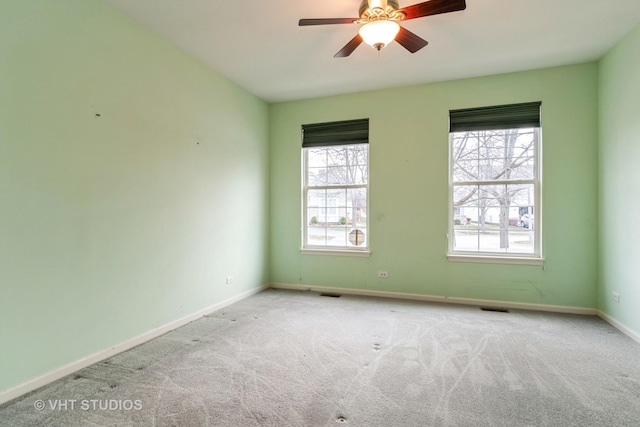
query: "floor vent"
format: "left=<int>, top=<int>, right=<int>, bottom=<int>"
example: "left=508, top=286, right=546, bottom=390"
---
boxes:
left=480, top=307, right=510, bottom=313
left=320, top=293, right=342, bottom=298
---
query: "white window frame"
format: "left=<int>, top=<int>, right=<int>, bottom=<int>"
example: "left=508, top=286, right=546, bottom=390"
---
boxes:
left=301, top=144, right=370, bottom=257
left=447, top=128, right=543, bottom=265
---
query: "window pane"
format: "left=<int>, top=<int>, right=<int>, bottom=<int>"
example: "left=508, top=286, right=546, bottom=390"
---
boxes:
left=325, top=225, right=347, bottom=247
left=307, top=189, right=328, bottom=246
left=453, top=185, right=480, bottom=251
left=307, top=189, right=327, bottom=225
left=316, top=145, right=368, bottom=185
left=452, top=129, right=536, bottom=182
left=327, top=166, right=348, bottom=185
left=307, top=148, right=327, bottom=168
left=306, top=190, right=328, bottom=245
left=307, top=225, right=327, bottom=246
left=452, top=184, right=535, bottom=254
left=308, top=167, right=327, bottom=186
left=325, top=189, right=346, bottom=221
left=347, top=188, right=367, bottom=225
left=453, top=159, right=479, bottom=182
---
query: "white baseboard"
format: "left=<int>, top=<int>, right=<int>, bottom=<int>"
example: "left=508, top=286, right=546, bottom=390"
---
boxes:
left=0, top=284, right=268, bottom=406
left=597, top=310, right=640, bottom=344
left=269, top=282, right=598, bottom=315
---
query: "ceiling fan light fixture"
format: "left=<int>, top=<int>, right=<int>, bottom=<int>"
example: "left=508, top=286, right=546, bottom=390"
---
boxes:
left=358, top=20, right=400, bottom=51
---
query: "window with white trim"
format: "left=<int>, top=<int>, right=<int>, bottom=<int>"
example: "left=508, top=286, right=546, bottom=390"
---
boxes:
left=302, top=119, right=369, bottom=253
left=448, top=102, right=542, bottom=261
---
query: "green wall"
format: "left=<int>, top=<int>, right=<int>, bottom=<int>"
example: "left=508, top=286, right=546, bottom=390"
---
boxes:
left=270, top=64, right=599, bottom=309
left=598, top=24, right=640, bottom=333
left=0, top=0, right=269, bottom=392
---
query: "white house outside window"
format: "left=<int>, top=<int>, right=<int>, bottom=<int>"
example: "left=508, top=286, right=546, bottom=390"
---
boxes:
left=448, top=102, right=543, bottom=264
left=302, top=119, right=369, bottom=255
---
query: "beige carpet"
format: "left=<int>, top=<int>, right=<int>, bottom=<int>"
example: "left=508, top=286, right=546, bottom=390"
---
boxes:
left=1, top=288, right=639, bottom=426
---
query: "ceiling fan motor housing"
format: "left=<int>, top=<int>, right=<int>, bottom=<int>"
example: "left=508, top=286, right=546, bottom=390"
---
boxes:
left=359, top=0, right=401, bottom=19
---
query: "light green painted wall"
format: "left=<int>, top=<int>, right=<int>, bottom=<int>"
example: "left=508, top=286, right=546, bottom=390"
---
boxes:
left=598, top=24, right=640, bottom=333
left=270, top=64, right=599, bottom=309
left=0, top=0, right=269, bottom=392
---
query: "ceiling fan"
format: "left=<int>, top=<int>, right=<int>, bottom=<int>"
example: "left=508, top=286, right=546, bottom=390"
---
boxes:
left=299, top=0, right=466, bottom=57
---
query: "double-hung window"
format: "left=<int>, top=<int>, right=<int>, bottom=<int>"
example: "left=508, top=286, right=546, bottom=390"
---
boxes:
left=448, top=102, right=542, bottom=263
left=302, top=119, right=369, bottom=255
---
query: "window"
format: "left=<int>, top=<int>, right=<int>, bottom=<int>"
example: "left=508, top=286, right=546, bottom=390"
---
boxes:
left=302, top=119, right=369, bottom=255
left=448, top=102, right=542, bottom=263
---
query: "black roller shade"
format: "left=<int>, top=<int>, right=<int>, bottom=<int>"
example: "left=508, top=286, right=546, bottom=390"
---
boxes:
left=302, top=118, right=369, bottom=148
left=449, top=102, right=542, bottom=132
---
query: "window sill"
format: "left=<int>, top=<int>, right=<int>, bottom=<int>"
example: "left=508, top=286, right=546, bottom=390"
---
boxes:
left=301, top=249, right=371, bottom=258
left=447, top=254, right=544, bottom=266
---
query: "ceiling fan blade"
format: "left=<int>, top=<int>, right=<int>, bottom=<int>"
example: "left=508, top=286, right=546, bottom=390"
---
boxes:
left=395, top=26, right=429, bottom=53
left=299, top=18, right=358, bottom=26
left=400, top=0, right=466, bottom=21
left=334, top=34, right=363, bottom=58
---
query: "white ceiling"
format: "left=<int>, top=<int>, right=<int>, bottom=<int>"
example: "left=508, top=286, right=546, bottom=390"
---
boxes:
left=102, top=0, right=640, bottom=103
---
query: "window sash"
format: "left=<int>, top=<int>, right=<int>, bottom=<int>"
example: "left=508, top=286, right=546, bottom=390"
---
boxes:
left=302, top=187, right=369, bottom=250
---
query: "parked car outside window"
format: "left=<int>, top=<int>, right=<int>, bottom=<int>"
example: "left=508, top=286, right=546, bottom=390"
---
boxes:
left=520, top=214, right=534, bottom=229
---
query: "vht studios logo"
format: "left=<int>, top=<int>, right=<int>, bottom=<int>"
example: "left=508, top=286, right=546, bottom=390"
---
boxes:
left=34, top=399, right=143, bottom=411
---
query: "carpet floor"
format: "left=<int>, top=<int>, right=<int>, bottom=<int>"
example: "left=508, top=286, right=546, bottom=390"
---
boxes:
left=1, top=288, right=639, bottom=426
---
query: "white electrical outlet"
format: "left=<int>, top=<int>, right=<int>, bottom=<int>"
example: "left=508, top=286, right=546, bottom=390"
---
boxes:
left=612, top=292, right=620, bottom=303
left=226, top=276, right=234, bottom=285
left=378, top=271, right=388, bottom=278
